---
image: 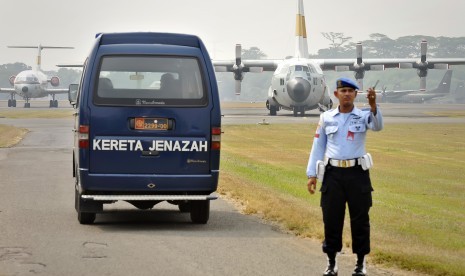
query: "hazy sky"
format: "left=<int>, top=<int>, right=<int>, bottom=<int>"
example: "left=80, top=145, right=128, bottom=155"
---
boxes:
left=1, top=0, right=465, bottom=70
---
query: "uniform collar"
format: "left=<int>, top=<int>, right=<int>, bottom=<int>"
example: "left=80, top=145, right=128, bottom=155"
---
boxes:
left=329, top=106, right=362, bottom=117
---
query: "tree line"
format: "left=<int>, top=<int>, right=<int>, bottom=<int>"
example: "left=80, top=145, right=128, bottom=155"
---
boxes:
left=2, top=34, right=464, bottom=102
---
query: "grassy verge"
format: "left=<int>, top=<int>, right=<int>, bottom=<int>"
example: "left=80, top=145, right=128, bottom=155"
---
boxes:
left=218, top=123, right=465, bottom=276
left=0, top=109, right=73, bottom=119
left=0, top=124, right=28, bottom=147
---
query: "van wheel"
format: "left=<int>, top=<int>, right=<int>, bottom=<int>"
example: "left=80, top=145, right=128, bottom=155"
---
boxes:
left=178, top=202, right=190, bottom=213
left=190, top=200, right=210, bottom=224
left=78, top=211, right=96, bottom=225
left=75, top=188, right=96, bottom=224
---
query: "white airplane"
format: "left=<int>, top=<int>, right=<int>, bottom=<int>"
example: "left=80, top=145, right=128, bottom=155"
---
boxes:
left=0, top=45, right=73, bottom=108
left=213, top=0, right=465, bottom=116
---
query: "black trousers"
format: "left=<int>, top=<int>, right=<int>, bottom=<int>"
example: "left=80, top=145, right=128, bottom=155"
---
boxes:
left=320, top=165, right=373, bottom=255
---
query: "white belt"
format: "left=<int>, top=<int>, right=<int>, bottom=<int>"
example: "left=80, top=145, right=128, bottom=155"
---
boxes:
left=328, top=158, right=362, bottom=168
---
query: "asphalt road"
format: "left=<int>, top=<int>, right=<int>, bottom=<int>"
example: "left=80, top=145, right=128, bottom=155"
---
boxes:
left=1, top=102, right=459, bottom=275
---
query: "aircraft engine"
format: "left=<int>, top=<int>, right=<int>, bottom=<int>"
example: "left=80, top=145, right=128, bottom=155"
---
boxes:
left=9, top=75, right=16, bottom=86
left=232, top=44, right=244, bottom=95
left=353, top=42, right=366, bottom=90
left=350, top=42, right=384, bottom=90
left=415, top=40, right=429, bottom=91
left=50, top=76, right=60, bottom=87
left=399, top=40, right=446, bottom=91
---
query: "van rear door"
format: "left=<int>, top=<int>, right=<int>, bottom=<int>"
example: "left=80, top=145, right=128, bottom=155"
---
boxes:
left=87, top=55, right=212, bottom=175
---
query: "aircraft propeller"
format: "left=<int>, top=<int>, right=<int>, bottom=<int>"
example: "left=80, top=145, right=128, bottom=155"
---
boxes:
left=232, top=44, right=244, bottom=95
left=353, top=42, right=365, bottom=90
left=417, top=40, right=429, bottom=91
left=398, top=40, right=448, bottom=91
left=335, top=42, right=384, bottom=90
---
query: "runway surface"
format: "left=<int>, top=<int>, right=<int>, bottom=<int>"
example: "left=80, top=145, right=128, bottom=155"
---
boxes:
left=221, top=102, right=465, bottom=125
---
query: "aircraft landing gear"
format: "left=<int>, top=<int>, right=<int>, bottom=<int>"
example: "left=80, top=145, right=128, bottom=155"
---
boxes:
left=7, top=94, right=17, bottom=107
left=266, top=99, right=279, bottom=116
left=270, top=105, right=277, bottom=116
left=49, top=94, right=58, bottom=108
left=24, top=97, right=31, bottom=108
left=293, top=106, right=305, bottom=117
left=49, top=100, right=58, bottom=108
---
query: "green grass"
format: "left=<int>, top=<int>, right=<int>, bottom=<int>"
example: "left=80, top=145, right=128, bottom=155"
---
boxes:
left=0, top=109, right=73, bottom=119
left=0, top=124, right=28, bottom=147
left=218, top=123, right=465, bottom=276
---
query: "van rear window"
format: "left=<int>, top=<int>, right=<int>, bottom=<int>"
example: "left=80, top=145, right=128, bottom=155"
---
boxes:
left=93, top=56, right=207, bottom=106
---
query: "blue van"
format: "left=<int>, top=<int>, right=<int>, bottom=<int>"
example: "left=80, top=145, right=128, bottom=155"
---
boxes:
left=69, top=33, right=221, bottom=224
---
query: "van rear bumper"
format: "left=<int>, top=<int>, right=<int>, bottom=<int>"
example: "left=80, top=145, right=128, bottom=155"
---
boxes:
left=79, top=169, right=219, bottom=193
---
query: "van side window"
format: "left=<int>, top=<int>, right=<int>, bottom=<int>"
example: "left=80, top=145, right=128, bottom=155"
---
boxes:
left=94, top=56, right=207, bottom=106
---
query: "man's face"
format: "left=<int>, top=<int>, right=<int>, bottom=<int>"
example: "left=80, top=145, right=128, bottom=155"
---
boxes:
left=334, top=87, right=357, bottom=107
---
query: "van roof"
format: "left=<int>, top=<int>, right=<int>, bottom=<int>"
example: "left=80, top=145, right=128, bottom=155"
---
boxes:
left=96, top=32, right=202, bottom=49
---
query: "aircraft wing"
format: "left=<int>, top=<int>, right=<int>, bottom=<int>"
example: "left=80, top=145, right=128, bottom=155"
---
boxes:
left=45, top=88, right=69, bottom=94
left=315, top=58, right=465, bottom=71
left=212, top=57, right=281, bottom=95
left=0, top=88, right=16, bottom=93
left=56, top=64, right=84, bottom=68
left=212, top=59, right=281, bottom=72
left=359, top=89, right=415, bottom=95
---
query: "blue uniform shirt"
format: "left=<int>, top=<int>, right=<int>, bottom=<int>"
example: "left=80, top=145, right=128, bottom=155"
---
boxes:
left=306, top=106, right=383, bottom=177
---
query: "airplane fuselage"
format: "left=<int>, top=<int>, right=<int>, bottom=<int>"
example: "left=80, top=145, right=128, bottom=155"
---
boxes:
left=13, top=70, right=50, bottom=99
left=268, top=58, right=331, bottom=112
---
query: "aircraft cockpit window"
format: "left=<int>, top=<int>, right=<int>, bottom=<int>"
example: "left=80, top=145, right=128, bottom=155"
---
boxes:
left=302, top=66, right=311, bottom=79
left=14, top=76, right=39, bottom=84
left=94, top=56, right=207, bottom=107
left=294, top=65, right=303, bottom=71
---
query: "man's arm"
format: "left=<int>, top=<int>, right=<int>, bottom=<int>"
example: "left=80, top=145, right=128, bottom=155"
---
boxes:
left=306, top=114, right=327, bottom=194
left=366, top=87, right=383, bottom=131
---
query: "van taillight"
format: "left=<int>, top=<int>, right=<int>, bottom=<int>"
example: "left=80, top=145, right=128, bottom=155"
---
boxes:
left=211, top=127, right=221, bottom=150
left=78, top=125, right=89, bottom=149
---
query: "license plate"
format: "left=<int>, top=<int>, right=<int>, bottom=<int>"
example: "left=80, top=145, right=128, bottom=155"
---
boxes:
left=134, top=118, right=169, bottom=131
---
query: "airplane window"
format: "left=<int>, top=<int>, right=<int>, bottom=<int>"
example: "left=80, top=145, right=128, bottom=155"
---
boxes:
left=295, top=65, right=303, bottom=71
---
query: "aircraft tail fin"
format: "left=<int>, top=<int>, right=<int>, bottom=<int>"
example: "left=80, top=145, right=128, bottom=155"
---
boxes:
left=7, top=45, right=73, bottom=71
left=295, top=0, right=309, bottom=59
left=432, top=69, right=452, bottom=94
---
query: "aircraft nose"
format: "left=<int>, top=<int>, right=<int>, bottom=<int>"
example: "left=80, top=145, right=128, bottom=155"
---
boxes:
left=22, top=86, right=29, bottom=93
left=287, top=78, right=311, bottom=102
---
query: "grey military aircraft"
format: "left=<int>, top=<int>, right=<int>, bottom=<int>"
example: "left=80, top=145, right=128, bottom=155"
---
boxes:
left=213, top=0, right=465, bottom=116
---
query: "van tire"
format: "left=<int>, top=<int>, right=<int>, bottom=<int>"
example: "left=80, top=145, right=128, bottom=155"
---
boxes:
left=178, top=202, right=190, bottom=213
left=78, top=211, right=96, bottom=225
left=75, top=188, right=96, bottom=224
left=190, top=200, right=210, bottom=224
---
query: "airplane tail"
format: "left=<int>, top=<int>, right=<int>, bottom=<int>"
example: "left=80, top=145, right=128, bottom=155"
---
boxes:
left=431, top=69, right=452, bottom=94
left=295, top=0, right=309, bottom=59
left=7, top=45, right=73, bottom=71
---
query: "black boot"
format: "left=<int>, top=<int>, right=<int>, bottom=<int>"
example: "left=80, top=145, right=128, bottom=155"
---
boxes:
left=352, top=254, right=367, bottom=276
left=323, top=252, right=338, bottom=276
